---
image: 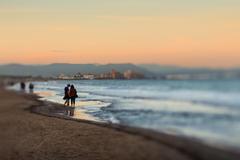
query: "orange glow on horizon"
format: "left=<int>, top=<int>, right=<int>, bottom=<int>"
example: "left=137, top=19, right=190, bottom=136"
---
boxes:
left=0, top=1, right=240, bottom=68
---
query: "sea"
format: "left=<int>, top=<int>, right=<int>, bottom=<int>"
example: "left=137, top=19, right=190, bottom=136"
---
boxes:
left=11, top=79, right=240, bottom=148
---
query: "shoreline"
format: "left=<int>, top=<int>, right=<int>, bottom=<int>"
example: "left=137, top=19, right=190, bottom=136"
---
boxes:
left=29, top=91, right=240, bottom=159
left=26, top=82, right=240, bottom=150
left=1, top=82, right=240, bottom=159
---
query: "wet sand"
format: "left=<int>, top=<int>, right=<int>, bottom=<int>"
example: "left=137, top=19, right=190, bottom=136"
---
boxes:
left=0, top=88, right=239, bottom=160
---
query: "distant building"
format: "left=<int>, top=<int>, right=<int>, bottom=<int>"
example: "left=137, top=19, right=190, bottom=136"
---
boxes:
left=83, top=74, right=95, bottom=80
left=111, top=69, right=124, bottom=79
left=123, top=70, right=144, bottom=79
left=70, top=69, right=145, bottom=80
left=58, top=74, right=74, bottom=80
left=73, top=73, right=83, bottom=79
left=98, top=72, right=112, bottom=79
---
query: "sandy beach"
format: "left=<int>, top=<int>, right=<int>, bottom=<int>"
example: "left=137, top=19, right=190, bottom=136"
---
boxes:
left=0, top=86, right=239, bottom=160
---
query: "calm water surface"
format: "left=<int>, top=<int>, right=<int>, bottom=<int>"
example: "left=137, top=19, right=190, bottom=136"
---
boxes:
left=17, top=80, right=240, bottom=147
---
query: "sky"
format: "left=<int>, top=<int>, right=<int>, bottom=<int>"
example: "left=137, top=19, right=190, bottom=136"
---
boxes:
left=0, top=0, right=240, bottom=68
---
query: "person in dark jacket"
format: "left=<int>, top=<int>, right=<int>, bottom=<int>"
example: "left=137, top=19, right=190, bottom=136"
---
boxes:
left=69, top=85, right=78, bottom=107
left=29, top=83, right=34, bottom=93
left=63, top=84, right=70, bottom=106
left=20, top=82, right=26, bottom=91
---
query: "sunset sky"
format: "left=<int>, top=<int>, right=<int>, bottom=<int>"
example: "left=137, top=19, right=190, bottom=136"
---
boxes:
left=0, top=0, right=240, bottom=68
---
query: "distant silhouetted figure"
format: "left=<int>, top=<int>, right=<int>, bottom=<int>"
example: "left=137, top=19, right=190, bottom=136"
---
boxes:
left=29, top=83, right=34, bottom=93
left=63, top=84, right=70, bottom=106
left=69, top=85, right=78, bottom=107
left=20, top=82, right=26, bottom=91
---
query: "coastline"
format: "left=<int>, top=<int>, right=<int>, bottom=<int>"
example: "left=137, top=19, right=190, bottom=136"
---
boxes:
left=0, top=85, right=239, bottom=160
left=32, top=92, right=240, bottom=159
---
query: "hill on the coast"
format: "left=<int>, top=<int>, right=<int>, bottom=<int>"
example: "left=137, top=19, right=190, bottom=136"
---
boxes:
left=139, top=64, right=239, bottom=74
left=0, top=63, right=152, bottom=77
left=139, top=64, right=240, bottom=78
left=0, top=63, right=239, bottom=79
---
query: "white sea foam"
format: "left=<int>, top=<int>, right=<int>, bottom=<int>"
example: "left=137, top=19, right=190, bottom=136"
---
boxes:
left=12, top=80, right=240, bottom=147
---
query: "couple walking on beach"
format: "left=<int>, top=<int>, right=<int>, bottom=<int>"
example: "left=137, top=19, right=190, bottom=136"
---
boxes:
left=63, top=84, right=78, bottom=107
left=20, top=82, right=34, bottom=93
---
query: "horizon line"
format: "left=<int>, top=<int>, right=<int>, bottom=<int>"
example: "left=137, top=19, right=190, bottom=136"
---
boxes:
left=0, top=62, right=239, bottom=70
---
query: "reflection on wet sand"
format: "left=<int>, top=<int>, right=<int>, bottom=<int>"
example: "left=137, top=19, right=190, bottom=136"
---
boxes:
left=65, top=107, right=75, bottom=117
left=65, top=105, right=101, bottom=122
left=17, top=89, right=104, bottom=122
left=35, top=91, right=56, bottom=97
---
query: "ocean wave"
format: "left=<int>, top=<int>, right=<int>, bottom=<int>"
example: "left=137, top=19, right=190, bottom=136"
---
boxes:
left=29, top=80, right=240, bottom=147
left=77, top=89, right=240, bottom=108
